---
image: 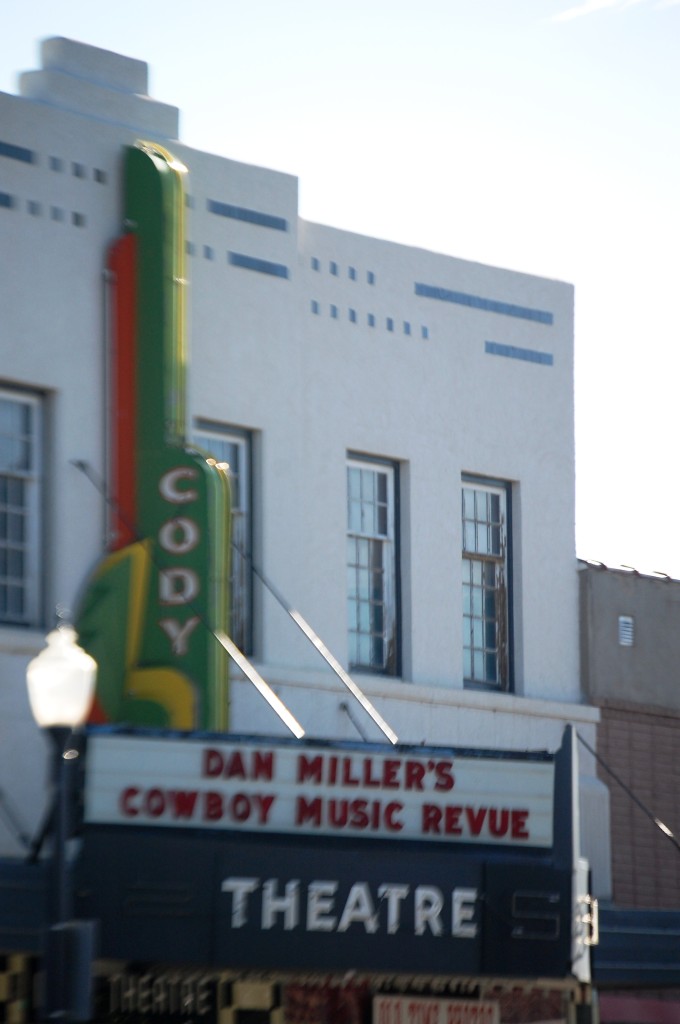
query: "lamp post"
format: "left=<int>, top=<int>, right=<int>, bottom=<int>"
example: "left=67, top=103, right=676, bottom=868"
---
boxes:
left=26, top=625, right=97, bottom=1021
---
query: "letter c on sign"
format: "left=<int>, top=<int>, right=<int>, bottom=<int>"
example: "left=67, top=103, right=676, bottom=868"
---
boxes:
left=121, top=787, right=140, bottom=817
left=159, top=467, right=199, bottom=505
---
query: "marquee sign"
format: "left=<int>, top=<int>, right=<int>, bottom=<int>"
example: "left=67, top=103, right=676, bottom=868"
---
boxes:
left=76, top=728, right=583, bottom=979
left=84, top=733, right=555, bottom=848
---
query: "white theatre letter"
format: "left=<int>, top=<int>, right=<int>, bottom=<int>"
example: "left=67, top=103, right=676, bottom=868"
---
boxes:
left=221, top=877, right=259, bottom=928
left=414, top=885, right=444, bottom=936
left=377, top=883, right=410, bottom=935
left=262, top=879, right=300, bottom=930
left=452, top=887, right=478, bottom=938
left=306, top=881, right=338, bottom=932
left=337, top=883, right=379, bottom=933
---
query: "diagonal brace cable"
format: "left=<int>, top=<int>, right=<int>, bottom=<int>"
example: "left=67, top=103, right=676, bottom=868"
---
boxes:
left=577, top=730, right=680, bottom=855
left=247, top=558, right=398, bottom=745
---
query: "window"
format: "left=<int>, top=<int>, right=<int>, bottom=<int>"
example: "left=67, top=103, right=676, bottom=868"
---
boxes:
left=349, top=308, right=357, bottom=323
left=49, top=156, right=63, bottom=172
left=367, top=271, right=375, bottom=285
left=94, top=168, right=107, bottom=184
left=347, top=457, right=398, bottom=674
left=72, top=212, right=86, bottom=228
left=0, top=388, right=42, bottom=626
left=311, top=300, right=320, bottom=315
left=311, top=257, right=320, bottom=271
left=462, top=478, right=511, bottom=689
left=618, top=615, right=634, bottom=647
left=421, top=325, right=429, bottom=340
left=330, top=261, right=338, bottom=276
left=203, top=245, right=214, bottom=261
left=386, top=318, right=394, bottom=332
left=193, top=423, right=253, bottom=655
left=367, top=313, right=375, bottom=328
left=72, top=162, right=86, bottom=179
left=330, top=305, right=338, bottom=319
left=27, top=200, right=41, bottom=216
left=403, top=321, right=411, bottom=336
left=348, top=267, right=356, bottom=281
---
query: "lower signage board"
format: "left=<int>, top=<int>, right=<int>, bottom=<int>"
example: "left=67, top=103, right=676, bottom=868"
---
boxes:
left=93, top=975, right=501, bottom=1024
left=75, top=828, right=573, bottom=978
left=102, top=970, right=217, bottom=1022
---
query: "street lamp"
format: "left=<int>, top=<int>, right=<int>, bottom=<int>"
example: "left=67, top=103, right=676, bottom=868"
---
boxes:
left=26, top=625, right=97, bottom=1021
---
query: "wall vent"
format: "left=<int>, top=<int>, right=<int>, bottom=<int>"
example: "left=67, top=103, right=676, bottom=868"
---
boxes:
left=618, top=615, right=634, bottom=647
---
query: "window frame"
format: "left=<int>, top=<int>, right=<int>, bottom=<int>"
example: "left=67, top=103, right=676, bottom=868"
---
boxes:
left=346, top=453, right=400, bottom=676
left=193, top=421, right=254, bottom=656
left=461, top=474, right=513, bottom=691
left=0, top=386, right=43, bottom=627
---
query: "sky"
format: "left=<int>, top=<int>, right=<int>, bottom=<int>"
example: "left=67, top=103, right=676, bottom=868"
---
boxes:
left=1, top=0, right=679, bottom=575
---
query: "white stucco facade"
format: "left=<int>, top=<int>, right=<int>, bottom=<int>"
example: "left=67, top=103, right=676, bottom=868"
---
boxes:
left=0, top=38, right=609, bottom=893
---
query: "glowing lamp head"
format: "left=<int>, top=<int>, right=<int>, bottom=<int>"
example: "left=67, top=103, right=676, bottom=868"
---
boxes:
left=26, top=626, right=97, bottom=729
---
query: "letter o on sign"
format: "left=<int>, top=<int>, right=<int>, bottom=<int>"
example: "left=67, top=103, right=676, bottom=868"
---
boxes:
left=159, top=517, right=200, bottom=554
left=145, top=789, right=166, bottom=817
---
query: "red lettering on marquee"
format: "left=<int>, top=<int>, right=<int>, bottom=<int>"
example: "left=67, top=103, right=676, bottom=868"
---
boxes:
left=296, top=796, right=322, bottom=826
left=297, top=755, right=323, bottom=784
left=488, top=809, right=509, bottom=838
left=383, top=760, right=401, bottom=789
left=445, top=806, right=463, bottom=835
left=422, top=803, right=530, bottom=840
left=295, top=753, right=456, bottom=793
left=121, top=786, right=140, bottom=816
left=405, top=761, right=426, bottom=790
left=204, top=791, right=223, bottom=821
left=511, top=809, right=529, bottom=839
left=294, top=796, right=404, bottom=832
left=466, top=807, right=487, bottom=836
left=201, top=747, right=274, bottom=781
left=434, top=762, right=455, bottom=791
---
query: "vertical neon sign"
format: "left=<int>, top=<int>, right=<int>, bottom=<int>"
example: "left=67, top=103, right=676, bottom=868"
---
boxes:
left=77, top=143, right=230, bottom=730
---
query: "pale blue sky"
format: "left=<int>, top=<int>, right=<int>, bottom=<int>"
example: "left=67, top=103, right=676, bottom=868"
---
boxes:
left=2, top=1, right=679, bottom=574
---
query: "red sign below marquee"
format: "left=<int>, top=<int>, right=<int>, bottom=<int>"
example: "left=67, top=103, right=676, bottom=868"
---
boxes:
left=373, top=997, right=500, bottom=1024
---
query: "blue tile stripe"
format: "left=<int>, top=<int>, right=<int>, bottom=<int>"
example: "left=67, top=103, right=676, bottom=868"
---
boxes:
left=208, top=200, right=287, bottom=232
left=228, top=251, right=289, bottom=278
left=485, top=341, right=553, bottom=366
left=415, top=282, right=553, bottom=325
left=0, top=140, right=34, bottom=164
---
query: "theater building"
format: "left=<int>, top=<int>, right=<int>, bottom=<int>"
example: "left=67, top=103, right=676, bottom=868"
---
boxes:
left=0, top=37, right=606, bottom=1023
